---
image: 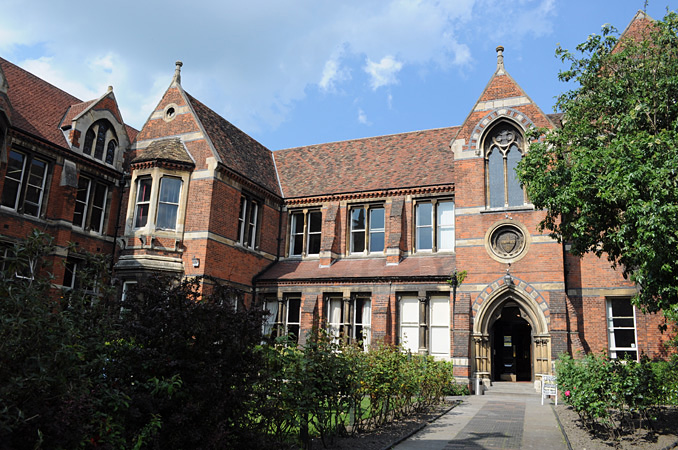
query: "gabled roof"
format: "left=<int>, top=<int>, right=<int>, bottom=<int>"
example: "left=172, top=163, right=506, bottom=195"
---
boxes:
left=0, top=57, right=138, bottom=148
left=0, top=57, right=80, bottom=147
left=273, top=127, right=458, bottom=198
left=186, top=92, right=282, bottom=196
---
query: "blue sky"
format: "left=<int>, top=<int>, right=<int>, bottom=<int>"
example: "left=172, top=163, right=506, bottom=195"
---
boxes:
left=0, top=1, right=674, bottom=150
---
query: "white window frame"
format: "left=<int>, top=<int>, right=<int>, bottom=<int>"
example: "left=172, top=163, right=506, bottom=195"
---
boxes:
left=263, top=294, right=302, bottom=343
left=325, top=293, right=372, bottom=349
left=398, top=293, right=450, bottom=360
left=607, top=298, right=639, bottom=361
left=288, top=209, right=322, bottom=257
left=73, top=176, right=108, bottom=233
left=237, top=195, right=260, bottom=249
left=414, top=199, right=455, bottom=253
left=349, top=204, right=385, bottom=254
left=1, top=150, right=48, bottom=217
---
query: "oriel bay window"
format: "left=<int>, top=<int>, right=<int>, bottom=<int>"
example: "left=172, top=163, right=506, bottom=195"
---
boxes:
left=73, top=176, right=108, bottom=233
left=398, top=294, right=450, bottom=360
left=237, top=194, right=260, bottom=249
left=414, top=200, right=454, bottom=252
left=263, top=294, right=302, bottom=342
left=326, top=294, right=371, bottom=347
left=1, top=150, right=49, bottom=217
left=289, top=209, right=322, bottom=257
left=350, top=205, right=384, bottom=254
left=131, top=173, right=185, bottom=232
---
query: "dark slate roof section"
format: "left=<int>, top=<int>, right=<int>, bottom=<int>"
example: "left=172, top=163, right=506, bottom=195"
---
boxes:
left=257, top=255, right=456, bottom=282
left=273, top=127, right=459, bottom=198
left=186, top=92, right=281, bottom=197
left=132, top=138, right=194, bottom=165
left=0, top=57, right=80, bottom=147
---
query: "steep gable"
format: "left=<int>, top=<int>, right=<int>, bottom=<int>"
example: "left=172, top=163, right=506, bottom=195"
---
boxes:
left=273, top=127, right=458, bottom=199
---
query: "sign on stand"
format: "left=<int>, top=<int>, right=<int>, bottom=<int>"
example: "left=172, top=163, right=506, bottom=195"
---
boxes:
left=541, top=375, right=557, bottom=406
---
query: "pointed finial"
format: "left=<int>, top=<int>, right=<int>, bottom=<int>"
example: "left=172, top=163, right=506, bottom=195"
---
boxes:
left=496, top=46, right=505, bottom=73
left=173, top=61, right=183, bottom=85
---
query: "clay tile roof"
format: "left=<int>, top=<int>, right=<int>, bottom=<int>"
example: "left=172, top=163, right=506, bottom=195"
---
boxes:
left=273, top=127, right=459, bottom=198
left=186, top=93, right=281, bottom=196
left=257, top=254, right=456, bottom=282
left=0, top=57, right=81, bottom=147
left=132, top=137, right=194, bottom=166
left=61, top=99, right=96, bottom=128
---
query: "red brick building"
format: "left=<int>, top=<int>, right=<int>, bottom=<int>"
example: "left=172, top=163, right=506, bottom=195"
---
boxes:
left=0, top=11, right=672, bottom=388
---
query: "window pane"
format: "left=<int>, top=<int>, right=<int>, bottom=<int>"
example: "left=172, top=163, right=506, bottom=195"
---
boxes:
left=506, top=144, right=523, bottom=206
left=308, top=211, right=322, bottom=232
left=307, top=233, right=321, bottom=254
left=159, top=177, right=181, bottom=203
left=416, top=203, right=432, bottom=226
left=2, top=151, right=25, bottom=209
left=369, top=232, right=384, bottom=252
left=488, top=148, right=504, bottom=208
left=73, top=177, right=90, bottom=228
left=157, top=204, right=178, bottom=229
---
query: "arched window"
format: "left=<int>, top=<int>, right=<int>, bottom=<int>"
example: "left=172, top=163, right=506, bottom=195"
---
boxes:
left=82, top=120, right=117, bottom=164
left=485, top=122, right=525, bottom=208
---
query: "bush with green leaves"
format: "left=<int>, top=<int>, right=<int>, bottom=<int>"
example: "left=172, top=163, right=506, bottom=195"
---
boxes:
left=556, top=352, right=678, bottom=440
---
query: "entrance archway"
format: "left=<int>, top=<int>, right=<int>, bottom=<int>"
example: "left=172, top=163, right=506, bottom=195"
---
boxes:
left=472, top=283, right=552, bottom=385
left=491, top=303, right=531, bottom=381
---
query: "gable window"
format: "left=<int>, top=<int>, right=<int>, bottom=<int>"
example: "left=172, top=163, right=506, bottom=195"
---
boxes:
left=263, top=294, right=301, bottom=343
left=399, top=294, right=450, bottom=360
left=414, top=200, right=454, bottom=252
left=485, top=122, right=526, bottom=208
left=326, top=293, right=371, bottom=348
left=350, top=205, right=384, bottom=254
left=73, top=176, right=108, bottom=233
left=82, top=119, right=117, bottom=165
left=289, top=209, right=322, bottom=257
left=1, top=150, right=48, bottom=217
left=237, top=195, right=260, bottom=249
left=607, top=298, right=638, bottom=361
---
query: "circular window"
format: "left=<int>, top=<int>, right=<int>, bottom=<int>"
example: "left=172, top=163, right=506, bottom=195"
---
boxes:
left=485, top=220, right=530, bottom=263
left=163, top=104, right=178, bottom=122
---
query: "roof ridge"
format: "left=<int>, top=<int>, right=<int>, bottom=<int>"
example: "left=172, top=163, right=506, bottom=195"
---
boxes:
left=278, top=125, right=461, bottom=152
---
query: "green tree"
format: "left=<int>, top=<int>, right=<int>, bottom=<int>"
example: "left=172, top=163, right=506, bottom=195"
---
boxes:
left=518, top=11, right=678, bottom=322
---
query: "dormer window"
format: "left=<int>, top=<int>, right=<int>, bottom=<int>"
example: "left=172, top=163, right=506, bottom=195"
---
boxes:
left=82, top=119, right=117, bottom=165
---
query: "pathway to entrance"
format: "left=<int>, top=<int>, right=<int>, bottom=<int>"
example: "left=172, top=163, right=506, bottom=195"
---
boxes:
left=394, top=382, right=568, bottom=450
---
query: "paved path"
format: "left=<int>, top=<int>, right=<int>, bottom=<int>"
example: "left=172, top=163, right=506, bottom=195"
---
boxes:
left=394, top=383, right=568, bottom=450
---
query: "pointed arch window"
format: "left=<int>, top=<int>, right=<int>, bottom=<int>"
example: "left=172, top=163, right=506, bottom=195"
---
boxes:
left=485, top=122, right=526, bottom=208
left=82, top=119, right=117, bottom=165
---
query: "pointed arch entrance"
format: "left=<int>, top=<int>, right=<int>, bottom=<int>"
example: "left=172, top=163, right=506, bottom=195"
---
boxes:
left=472, top=283, right=552, bottom=384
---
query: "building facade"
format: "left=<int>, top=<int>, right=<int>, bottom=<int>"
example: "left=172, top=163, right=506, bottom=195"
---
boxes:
left=0, top=11, right=672, bottom=388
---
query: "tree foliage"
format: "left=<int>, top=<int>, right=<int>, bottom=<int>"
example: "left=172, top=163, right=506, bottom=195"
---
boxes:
left=518, top=11, right=678, bottom=320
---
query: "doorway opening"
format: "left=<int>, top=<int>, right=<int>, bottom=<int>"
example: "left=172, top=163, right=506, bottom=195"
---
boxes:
left=492, top=304, right=532, bottom=382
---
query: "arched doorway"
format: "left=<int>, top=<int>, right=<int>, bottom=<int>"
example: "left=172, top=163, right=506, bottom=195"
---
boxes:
left=491, top=302, right=531, bottom=382
left=472, top=283, right=552, bottom=386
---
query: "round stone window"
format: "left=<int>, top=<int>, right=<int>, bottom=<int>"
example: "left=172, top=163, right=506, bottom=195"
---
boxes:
left=485, top=220, right=530, bottom=263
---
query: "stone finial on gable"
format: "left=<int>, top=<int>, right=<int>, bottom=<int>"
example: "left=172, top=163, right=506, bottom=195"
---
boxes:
left=496, top=46, right=505, bottom=75
left=173, top=61, right=183, bottom=85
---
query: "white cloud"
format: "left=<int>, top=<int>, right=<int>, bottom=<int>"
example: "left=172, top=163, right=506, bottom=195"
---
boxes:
left=357, top=108, right=370, bottom=125
left=364, top=56, right=403, bottom=90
